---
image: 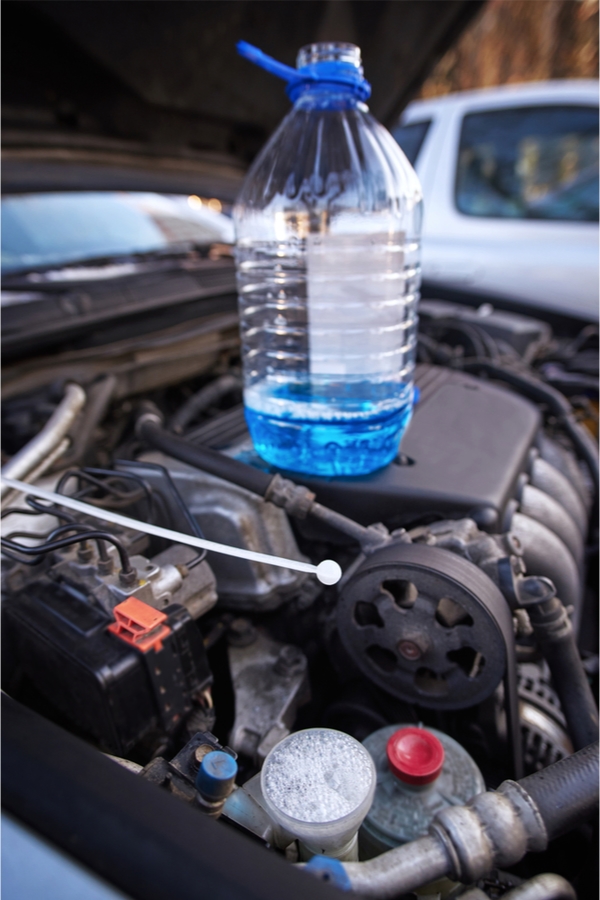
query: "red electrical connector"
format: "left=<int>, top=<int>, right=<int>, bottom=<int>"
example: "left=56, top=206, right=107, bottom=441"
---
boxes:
left=108, top=596, right=171, bottom=653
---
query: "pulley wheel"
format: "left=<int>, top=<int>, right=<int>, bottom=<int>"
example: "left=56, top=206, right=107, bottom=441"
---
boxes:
left=337, top=542, right=513, bottom=710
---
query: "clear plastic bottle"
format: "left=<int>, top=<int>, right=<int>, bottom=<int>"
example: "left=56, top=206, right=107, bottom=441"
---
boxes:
left=234, top=41, right=423, bottom=477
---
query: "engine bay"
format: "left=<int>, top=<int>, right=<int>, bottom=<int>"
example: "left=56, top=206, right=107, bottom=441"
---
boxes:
left=2, top=302, right=598, bottom=899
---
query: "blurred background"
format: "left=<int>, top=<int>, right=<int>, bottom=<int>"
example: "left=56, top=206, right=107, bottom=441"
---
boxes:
left=2, top=0, right=598, bottom=367
left=3, top=0, right=598, bottom=182
left=420, top=0, right=599, bottom=98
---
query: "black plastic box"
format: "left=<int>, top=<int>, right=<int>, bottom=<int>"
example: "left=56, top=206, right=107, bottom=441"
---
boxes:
left=3, top=577, right=211, bottom=755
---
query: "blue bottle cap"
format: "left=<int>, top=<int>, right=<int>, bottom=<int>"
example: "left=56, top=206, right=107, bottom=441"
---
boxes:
left=236, top=41, right=371, bottom=102
left=196, top=750, right=238, bottom=801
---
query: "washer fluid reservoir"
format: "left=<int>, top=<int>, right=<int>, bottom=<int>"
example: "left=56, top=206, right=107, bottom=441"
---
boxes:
left=361, top=725, right=485, bottom=857
left=234, top=41, right=423, bottom=477
left=260, top=727, right=376, bottom=860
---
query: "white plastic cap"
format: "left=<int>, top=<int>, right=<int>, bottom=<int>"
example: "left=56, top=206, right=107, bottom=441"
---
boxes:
left=260, top=728, right=376, bottom=854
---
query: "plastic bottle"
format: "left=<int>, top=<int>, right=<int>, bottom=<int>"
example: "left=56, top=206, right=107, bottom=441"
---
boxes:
left=234, top=41, right=423, bottom=477
left=360, top=725, right=485, bottom=857
left=260, top=727, right=376, bottom=860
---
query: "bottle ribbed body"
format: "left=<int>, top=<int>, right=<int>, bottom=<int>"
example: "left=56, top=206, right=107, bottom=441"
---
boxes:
left=234, top=73, right=422, bottom=477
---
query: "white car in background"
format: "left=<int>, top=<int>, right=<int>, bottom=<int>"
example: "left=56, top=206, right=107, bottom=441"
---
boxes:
left=394, top=81, right=599, bottom=321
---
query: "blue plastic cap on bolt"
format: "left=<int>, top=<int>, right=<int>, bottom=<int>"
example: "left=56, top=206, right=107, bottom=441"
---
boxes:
left=196, top=750, right=238, bottom=801
left=305, top=856, right=352, bottom=891
left=236, top=41, right=371, bottom=102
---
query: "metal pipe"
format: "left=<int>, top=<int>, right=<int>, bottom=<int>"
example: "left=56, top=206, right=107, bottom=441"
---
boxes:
left=341, top=835, right=449, bottom=899
left=338, top=743, right=598, bottom=897
left=1, top=384, right=86, bottom=501
left=529, top=457, right=588, bottom=538
left=0, top=437, right=70, bottom=507
left=55, top=375, right=116, bottom=469
left=460, top=874, right=576, bottom=900
left=501, top=874, right=576, bottom=900
left=22, top=437, right=70, bottom=482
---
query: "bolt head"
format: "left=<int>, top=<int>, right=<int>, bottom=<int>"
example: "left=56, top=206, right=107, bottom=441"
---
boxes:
left=274, top=644, right=305, bottom=676
left=227, top=618, right=257, bottom=647
left=194, top=743, right=215, bottom=766
left=97, top=558, right=114, bottom=576
left=398, top=640, right=422, bottom=661
left=119, top=569, right=138, bottom=588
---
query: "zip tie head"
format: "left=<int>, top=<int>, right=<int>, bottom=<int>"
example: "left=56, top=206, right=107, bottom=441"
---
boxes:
left=316, top=559, right=342, bottom=585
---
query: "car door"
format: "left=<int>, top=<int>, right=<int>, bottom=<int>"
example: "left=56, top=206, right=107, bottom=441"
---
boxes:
left=408, top=89, right=599, bottom=321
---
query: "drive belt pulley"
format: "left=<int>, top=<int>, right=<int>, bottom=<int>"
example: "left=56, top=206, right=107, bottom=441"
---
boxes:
left=337, top=543, right=516, bottom=712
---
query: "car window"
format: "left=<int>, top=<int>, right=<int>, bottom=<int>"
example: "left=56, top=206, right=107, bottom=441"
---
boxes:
left=392, top=120, right=431, bottom=166
left=455, top=105, right=599, bottom=222
left=1, top=192, right=234, bottom=276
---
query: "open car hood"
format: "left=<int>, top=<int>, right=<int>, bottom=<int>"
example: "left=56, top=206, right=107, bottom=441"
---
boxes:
left=2, top=0, right=483, bottom=196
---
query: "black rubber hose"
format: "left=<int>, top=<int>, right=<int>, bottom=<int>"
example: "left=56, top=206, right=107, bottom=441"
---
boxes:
left=138, top=418, right=274, bottom=498
left=542, top=632, right=598, bottom=751
left=138, top=416, right=380, bottom=548
left=518, top=741, right=599, bottom=841
left=526, top=596, right=599, bottom=751
left=169, top=374, right=242, bottom=434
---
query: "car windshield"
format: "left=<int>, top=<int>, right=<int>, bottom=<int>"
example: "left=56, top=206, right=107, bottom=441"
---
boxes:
left=1, top=191, right=234, bottom=276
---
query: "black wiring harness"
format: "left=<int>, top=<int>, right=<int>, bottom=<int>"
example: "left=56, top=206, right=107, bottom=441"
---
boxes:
left=0, top=470, right=147, bottom=576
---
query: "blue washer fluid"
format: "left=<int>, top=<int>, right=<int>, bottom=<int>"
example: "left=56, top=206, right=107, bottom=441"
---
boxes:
left=234, top=41, right=423, bottom=477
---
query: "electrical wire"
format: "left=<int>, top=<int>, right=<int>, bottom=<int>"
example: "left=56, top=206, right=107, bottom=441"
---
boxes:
left=23, top=495, right=77, bottom=523
left=55, top=468, right=154, bottom=519
left=0, top=476, right=343, bottom=585
left=1, top=506, right=46, bottom=520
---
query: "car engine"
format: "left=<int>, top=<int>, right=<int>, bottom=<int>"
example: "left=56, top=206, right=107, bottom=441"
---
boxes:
left=2, top=302, right=598, bottom=899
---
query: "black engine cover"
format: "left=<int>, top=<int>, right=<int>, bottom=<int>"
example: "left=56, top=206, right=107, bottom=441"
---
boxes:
left=293, top=365, right=541, bottom=532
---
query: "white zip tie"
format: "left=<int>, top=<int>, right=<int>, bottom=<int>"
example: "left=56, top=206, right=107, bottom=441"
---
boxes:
left=0, top=476, right=342, bottom=586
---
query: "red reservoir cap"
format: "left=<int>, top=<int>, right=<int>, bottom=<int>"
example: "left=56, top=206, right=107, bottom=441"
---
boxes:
left=386, top=727, right=445, bottom=786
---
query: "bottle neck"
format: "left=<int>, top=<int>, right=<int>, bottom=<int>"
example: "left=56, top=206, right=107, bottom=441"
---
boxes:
left=296, top=42, right=362, bottom=69
left=236, top=41, right=371, bottom=104
left=290, top=42, right=369, bottom=104
left=292, top=83, right=365, bottom=110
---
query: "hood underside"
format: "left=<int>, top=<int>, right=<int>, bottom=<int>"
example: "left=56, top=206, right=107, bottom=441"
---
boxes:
left=2, top=0, right=483, bottom=198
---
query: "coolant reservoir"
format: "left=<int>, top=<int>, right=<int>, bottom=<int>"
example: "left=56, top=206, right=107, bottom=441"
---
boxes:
left=260, top=727, right=376, bottom=860
left=361, top=725, right=485, bottom=857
